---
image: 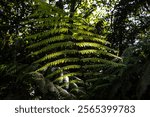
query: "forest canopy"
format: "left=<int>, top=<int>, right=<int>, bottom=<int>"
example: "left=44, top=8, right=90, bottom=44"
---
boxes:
left=0, top=0, right=150, bottom=100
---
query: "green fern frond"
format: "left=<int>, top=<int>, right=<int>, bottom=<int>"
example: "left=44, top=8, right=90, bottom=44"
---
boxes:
left=83, top=64, right=106, bottom=69
left=26, top=28, right=69, bottom=40
left=25, top=0, right=124, bottom=98
left=71, top=29, right=96, bottom=36
left=73, top=34, right=109, bottom=44
left=35, top=21, right=71, bottom=29
left=46, top=65, right=81, bottom=78
left=34, top=50, right=78, bottom=63
left=27, top=34, right=72, bottom=48
left=30, top=41, right=75, bottom=56
left=81, top=58, right=124, bottom=67
left=36, top=58, right=80, bottom=72
left=73, top=23, right=94, bottom=31
left=79, top=49, right=120, bottom=59
left=76, top=42, right=102, bottom=49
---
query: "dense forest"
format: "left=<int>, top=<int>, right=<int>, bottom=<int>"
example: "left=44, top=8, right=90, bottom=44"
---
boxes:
left=0, top=0, right=150, bottom=100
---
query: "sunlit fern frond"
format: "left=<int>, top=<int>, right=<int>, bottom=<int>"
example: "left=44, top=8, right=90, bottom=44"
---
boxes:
left=26, top=0, right=124, bottom=98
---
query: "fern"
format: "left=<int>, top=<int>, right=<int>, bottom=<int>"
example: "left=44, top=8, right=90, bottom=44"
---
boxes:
left=25, top=0, right=123, bottom=98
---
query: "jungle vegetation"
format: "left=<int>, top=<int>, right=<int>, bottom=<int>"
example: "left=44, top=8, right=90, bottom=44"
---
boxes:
left=0, top=0, right=150, bottom=100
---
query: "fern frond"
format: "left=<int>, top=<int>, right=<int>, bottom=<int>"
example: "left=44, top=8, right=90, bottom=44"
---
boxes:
left=76, top=42, right=102, bottom=49
left=82, top=64, right=106, bottom=69
left=30, top=41, right=75, bottom=56
left=36, top=58, right=80, bottom=72
left=73, top=34, right=109, bottom=44
left=71, top=29, right=96, bottom=36
left=26, top=0, right=124, bottom=98
left=46, top=65, right=81, bottom=78
left=34, top=50, right=78, bottom=63
left=27, top=34, right=72, bottom=48
left=26, top=28, right=69, bottom=40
